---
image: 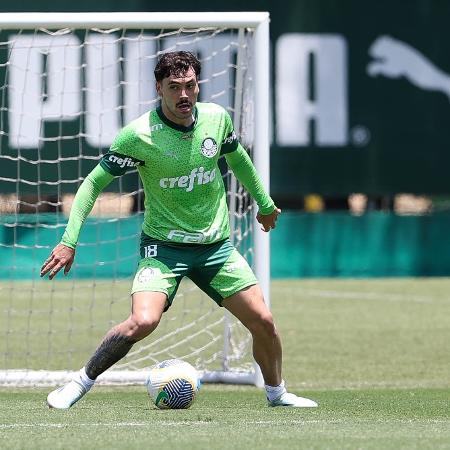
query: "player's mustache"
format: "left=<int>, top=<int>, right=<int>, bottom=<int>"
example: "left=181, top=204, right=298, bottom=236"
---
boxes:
left=177, top=101, right=191, bottom=107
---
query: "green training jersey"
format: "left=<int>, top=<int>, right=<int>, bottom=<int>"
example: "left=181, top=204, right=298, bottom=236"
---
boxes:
left=100, top=102, right=241, bottom=244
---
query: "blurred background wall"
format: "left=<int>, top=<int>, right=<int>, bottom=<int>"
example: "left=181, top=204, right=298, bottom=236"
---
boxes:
left=2, top=0, right=450, bottom=277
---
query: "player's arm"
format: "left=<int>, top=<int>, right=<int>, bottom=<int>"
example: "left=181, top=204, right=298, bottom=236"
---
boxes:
left=41, top=126, right=143, bottom=279
left=224, top=144, right=281, bottom=232
left=40, top=164, right=114, bottom=279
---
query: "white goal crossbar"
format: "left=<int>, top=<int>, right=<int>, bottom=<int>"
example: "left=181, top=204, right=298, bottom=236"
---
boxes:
left=0, top=12, right=269, bottom=29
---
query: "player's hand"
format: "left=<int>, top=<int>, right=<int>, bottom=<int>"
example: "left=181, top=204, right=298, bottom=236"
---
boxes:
left=40, top=243, right=75, bottom=280
left=256, top=207, right=281, bottom=232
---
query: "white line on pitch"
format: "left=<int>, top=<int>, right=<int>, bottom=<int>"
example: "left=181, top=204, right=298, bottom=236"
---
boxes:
left=0, top=421, right=210, bottom=429
left=1, top=418, right=448, bottom=429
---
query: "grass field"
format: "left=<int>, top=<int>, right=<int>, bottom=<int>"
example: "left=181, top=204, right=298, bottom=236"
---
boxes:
left=1, top=278, right=450, bottom=449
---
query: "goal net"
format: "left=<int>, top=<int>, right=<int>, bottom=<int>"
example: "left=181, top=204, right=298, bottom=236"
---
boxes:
left=0, top=13, right=270, bottom=386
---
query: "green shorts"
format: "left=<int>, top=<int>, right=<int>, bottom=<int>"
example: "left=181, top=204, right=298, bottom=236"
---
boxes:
left=131, top=233, right=257, bottom=311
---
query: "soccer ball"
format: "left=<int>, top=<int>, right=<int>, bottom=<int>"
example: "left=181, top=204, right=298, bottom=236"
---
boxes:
left=146, top=359, right=200, bottom=409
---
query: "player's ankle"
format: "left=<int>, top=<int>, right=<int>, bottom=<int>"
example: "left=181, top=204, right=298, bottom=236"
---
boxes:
left=265, top=379, right=286, bottom=402
left=78, top=367, right=95, bottom=390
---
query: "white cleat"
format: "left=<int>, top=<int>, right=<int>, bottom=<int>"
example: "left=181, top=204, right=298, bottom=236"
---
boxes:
left=268, top=392, right=318, bottom=408
left=47, top=379, right=88, bottom=410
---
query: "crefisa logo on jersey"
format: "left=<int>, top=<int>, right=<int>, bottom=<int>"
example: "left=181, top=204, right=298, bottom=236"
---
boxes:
left=200, top=137, right=218, bottom=158
left=106, top=151, right=144, bottom=169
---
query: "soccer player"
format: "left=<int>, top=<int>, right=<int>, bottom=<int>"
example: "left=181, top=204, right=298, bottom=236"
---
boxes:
left=41, top=51, right=317, bottom=409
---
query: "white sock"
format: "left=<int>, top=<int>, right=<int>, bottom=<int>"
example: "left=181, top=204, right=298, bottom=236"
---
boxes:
left=265, top=379, right=287, bottom=402
left=77, top=367, right=95, bottom=391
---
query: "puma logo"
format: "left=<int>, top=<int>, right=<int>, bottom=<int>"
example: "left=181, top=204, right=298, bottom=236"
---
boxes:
left=164, top=149, right=179, bottom=160
left=367, top=35, right=450, bottom=100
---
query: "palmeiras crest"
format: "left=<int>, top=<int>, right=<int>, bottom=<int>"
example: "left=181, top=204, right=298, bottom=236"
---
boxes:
left=200, top=137, right=218, bottom=158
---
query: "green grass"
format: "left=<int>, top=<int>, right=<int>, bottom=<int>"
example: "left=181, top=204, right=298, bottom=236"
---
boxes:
left=0, top=387, right=449, bottom=450
left=1, top=278, right=450, bottom=449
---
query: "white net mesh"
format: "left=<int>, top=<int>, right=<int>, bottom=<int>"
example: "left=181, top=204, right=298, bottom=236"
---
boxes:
left=0, top=24, right=260, bottom=385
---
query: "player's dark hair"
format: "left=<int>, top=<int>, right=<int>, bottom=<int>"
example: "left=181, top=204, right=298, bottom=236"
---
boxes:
left=154, top=51, right=201, bottom=82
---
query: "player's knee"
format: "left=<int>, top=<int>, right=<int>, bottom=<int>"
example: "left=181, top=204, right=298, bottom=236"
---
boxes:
left=129, top=315, right=160, bottom=339
left=248, top=312, right=277, bottom=339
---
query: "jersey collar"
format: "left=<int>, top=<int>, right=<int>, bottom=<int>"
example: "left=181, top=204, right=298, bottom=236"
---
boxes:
left=156, top=105, right=198, bottom=132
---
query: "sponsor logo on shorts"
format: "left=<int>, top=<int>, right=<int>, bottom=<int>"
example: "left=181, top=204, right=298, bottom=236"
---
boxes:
left=137, top=267, right=161, bottom=283
left=159, top=167, right=216, bottom=192
left=200, top=137, right=218, bottom=158
left=167, top=228, right=220, bottom=243
left=226, top=259, right=247, bottom=273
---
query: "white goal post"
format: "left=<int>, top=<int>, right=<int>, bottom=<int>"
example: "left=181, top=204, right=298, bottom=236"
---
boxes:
left=0, top=12, right=270, bottom=387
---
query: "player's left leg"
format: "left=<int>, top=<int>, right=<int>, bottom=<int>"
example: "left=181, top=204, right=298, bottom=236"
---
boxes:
left=222, top=284, right=281, bottom=385
left=222, top=285, right=317, bottom=408
left=189, top=239, right=317, bottom=408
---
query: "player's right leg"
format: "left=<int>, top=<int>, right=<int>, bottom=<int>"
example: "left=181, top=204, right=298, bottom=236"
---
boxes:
left=47, top=236, right=186, bottom=410
left=47, top=291, right=167, bottom=409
